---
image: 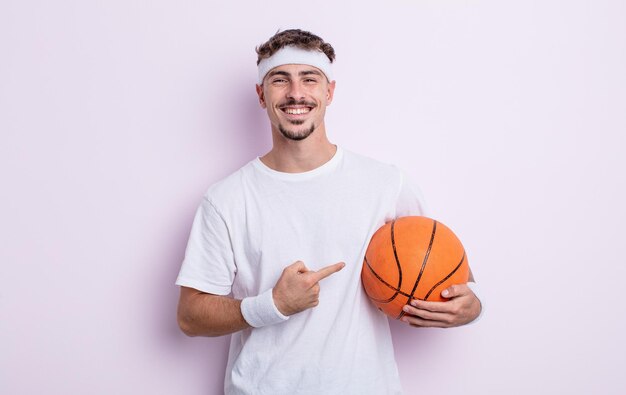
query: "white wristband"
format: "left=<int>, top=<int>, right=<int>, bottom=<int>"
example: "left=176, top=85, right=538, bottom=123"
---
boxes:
left=466, top=282, right=484, bottom=325
left=240, top=288, right=289, bottom=328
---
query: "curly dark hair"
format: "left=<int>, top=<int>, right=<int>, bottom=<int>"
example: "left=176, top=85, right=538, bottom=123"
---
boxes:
left=256, top=29, right=336, bottom=65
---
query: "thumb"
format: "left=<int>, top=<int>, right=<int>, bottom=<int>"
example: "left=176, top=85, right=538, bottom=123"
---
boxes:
left=290, top=260, right=309, bottom=274
left=441, top=284, right=467, bottom=299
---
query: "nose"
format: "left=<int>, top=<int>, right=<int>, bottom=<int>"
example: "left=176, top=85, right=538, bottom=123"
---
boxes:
left=286, top=81, right=305, bottom=101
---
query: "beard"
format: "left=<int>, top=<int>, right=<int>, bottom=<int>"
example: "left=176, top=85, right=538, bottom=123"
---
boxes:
left=278, top=121, right=316, bottom=141
left=276, top=99, right=318, bottom=141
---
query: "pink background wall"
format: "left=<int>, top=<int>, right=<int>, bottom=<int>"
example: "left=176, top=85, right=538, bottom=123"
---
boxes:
left=2, top=1, right=625, bottom=394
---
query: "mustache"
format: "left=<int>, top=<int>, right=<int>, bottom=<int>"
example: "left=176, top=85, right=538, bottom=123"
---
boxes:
left=278, top=99, right=317, bottom=108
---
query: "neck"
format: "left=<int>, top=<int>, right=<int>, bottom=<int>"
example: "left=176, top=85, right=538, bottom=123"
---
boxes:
left=260, top=123, right=336, bottom=173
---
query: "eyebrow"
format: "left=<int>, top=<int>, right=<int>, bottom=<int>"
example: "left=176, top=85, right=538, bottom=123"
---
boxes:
left=267, top=69, right=323, bottom=78
left=299, top=70, right=323, bottom=77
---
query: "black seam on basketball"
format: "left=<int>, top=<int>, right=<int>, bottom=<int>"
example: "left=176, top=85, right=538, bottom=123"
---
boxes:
left=424, top=251, right=466, bottom=300
left=407, top=219, right=437, bottom=300
left=390, top=219, right=403, bottom=296
left=396, top=293, right=412, bottom=320
left=363, top=255, right=410, bottom=302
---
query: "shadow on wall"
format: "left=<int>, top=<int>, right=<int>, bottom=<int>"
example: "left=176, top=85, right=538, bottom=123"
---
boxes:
left=209, top=67, right=271, bottom=181
left=149, top=74, right=271, bottom=392
left=230, top=76, right=272, bottom=161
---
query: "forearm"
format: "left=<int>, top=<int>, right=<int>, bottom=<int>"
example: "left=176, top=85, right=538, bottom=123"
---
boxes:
left=177, top=287, right=250, bottom=337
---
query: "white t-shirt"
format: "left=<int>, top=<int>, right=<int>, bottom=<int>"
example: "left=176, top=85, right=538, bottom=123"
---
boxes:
left=176, top=147, right=426, bottom=395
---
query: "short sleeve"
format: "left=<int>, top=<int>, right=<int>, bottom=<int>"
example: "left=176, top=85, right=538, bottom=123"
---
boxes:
left=395, top=170, right=429, bottom=218
left=175, top=198, right=236, bottom=295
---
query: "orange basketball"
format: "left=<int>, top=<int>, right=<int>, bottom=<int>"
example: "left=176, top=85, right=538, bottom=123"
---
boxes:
left=361, top=216, right=469, bottom=319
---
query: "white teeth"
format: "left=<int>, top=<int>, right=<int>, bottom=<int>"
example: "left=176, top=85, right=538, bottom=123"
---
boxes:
left=284, top=108, right=310, bottom=115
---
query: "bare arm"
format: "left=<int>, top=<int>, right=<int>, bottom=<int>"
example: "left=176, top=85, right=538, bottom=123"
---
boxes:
left=176, top=261, right=345, bottom=337
left=177, top=286, right=250, bottom=337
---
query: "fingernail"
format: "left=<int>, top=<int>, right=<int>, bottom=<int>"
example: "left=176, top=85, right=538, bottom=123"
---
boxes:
left=403, top=305, right=410, bottom=312
left=411, top=300, right=418, bottom=307
left=442, top=290, right=449, bottom=297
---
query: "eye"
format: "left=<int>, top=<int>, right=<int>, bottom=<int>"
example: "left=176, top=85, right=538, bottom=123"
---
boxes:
left=272, top=78, right=288, bottom=84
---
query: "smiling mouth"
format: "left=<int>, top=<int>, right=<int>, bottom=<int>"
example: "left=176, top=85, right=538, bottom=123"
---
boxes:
left=282, top=107, right=311, bottom=115
left=279, top=100, right=316, bottom=115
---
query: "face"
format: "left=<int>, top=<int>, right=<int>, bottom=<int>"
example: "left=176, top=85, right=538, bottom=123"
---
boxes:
left=256, top=64, right=336, bottom=141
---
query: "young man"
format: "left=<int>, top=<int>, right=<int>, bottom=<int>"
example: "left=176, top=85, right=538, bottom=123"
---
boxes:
left=176, top=29, right=482, bottom=395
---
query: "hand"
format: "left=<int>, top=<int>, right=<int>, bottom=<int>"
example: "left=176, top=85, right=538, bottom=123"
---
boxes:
left=401, top=284, right=481, bottom=328
left=272, top=261, right=345, bottom=316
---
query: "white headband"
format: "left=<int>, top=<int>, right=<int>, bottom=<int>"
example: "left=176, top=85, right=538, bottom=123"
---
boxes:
left=257, top=46, right=334, bottom=84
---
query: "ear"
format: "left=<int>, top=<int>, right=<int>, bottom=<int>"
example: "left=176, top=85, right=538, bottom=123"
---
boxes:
left=256, top=84, right=266, bottom=109
left=326, top=80, right=336, bottom=106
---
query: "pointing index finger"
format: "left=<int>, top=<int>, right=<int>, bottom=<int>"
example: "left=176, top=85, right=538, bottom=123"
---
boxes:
left=312, top=262, right=345, bottom=282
